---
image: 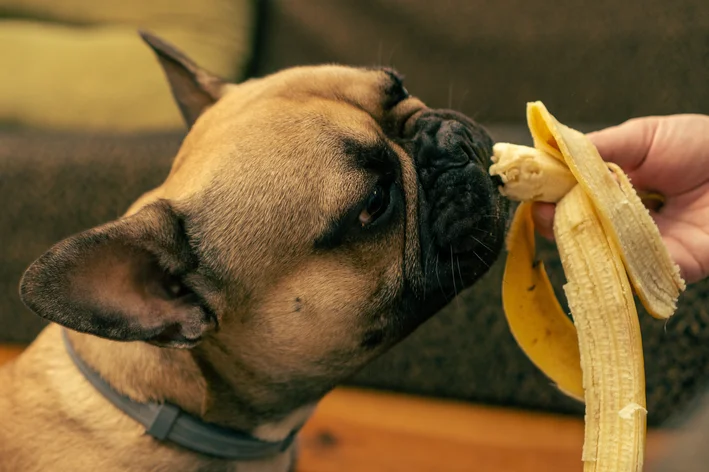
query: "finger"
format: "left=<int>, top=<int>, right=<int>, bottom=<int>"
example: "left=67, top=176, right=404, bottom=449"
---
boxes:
left=653, top=212, right=708, bottom=284
left=531, top=202, right=556, bottom=241
left=586, top=117, right=662, bottom=173
left=660, top=235, right=703, bottom=284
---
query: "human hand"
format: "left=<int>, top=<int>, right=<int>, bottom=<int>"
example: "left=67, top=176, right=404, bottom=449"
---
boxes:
left=532, top=114, right=709, bottom=284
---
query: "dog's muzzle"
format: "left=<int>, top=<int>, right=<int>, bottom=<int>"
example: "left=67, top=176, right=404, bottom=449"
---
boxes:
left=405, top=109, right=508, bottom=300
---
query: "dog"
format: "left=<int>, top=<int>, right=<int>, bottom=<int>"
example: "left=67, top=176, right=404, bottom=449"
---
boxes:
left=0, top=31, right=508, bottom=471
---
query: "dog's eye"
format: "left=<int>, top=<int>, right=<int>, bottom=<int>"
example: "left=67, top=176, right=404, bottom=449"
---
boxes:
left=389, top=83, right=409, bottom=107
left=383, top=70, right=409, bottom=108
left=359, top=184, right=390, bottom=226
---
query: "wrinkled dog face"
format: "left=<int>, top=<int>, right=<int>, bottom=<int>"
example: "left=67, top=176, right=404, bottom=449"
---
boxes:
left=20, top=33, right=507, bottom=416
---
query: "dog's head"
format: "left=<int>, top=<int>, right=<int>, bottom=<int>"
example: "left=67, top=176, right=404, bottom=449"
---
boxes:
left=19, top=33, right=507, bottom=416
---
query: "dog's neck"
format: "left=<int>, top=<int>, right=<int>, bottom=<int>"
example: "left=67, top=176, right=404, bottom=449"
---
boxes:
left=66, top=330, right=315, bottom=443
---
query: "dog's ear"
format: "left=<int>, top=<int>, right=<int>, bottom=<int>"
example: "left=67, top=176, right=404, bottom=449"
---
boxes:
left=19, top=201, right=215, bottom=349
left=139, top=30, right=227, bottom=128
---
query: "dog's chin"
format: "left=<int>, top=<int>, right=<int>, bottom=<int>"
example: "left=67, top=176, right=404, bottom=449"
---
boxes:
left=402, top=109, right=508, bottom=317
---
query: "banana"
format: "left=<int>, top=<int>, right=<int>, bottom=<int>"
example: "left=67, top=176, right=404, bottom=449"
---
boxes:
left=489, top=101, right=685, bottom=471
left=556, top=184, right=647, bottom=471
left=490, top=143, right=576, bottom=202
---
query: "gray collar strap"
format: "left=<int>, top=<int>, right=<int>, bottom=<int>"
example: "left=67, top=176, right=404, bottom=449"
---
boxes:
left=62, top=329, right=298, bottom=461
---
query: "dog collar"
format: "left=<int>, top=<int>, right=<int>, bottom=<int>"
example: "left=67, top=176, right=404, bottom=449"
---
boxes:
left=62, top=329, right=298, bottom=461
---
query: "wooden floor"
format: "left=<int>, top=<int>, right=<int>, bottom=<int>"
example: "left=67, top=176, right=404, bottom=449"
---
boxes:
left=0, top=345, right=674, bottom=471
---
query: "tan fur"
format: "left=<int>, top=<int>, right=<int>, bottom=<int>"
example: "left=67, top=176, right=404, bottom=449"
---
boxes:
left=0, top=65, right=427, bottom=471
left=0, top=35, right=505, bottom=471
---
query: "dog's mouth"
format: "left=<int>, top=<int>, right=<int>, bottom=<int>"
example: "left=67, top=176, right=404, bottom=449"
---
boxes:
left=402, top=109, right=508, bottom=306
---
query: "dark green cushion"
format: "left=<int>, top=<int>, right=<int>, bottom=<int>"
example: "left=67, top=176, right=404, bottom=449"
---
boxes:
left=254, top=0, right=709, bottom=124
left=0, top=130, right=179, bottom=340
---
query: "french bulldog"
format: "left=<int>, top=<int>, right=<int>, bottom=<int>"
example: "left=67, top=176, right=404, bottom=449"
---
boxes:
left=0, top=31, right=507, bottom=471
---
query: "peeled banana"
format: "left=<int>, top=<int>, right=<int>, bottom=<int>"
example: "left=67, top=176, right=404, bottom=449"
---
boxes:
left=489, top=102, right=685, bottom=471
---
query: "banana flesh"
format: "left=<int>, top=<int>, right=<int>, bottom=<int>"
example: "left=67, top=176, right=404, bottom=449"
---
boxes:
left=556, top=185, right=646, bottom=471
left=490, top=143, right=576, bottom=202
left=489, top=101, right=685, bottom=471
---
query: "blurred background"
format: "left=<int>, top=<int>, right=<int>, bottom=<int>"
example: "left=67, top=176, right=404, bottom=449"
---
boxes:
left=1, top=0, right=708, bottom=470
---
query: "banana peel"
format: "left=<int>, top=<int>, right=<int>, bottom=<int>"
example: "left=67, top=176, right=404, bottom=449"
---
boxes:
left=489, top=101, right=685, bottom=471
left=501, top=201, right=584, bottom=401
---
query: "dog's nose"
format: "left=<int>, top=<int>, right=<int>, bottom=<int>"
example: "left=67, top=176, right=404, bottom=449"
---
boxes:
left=404, top=108, right=507, bottom=305
left=414, top=118, right=471, bottom=170
left=406, top=108, right=502, bottom=252
left=410, top=111, right=492, bottom=191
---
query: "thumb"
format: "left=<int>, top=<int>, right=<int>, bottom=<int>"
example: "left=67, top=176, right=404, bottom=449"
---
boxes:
left=586, top=117, right=661, bottom=171
left=531, top=202, right=556, bottom=241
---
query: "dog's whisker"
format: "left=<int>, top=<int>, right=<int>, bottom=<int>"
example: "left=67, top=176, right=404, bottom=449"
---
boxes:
left=470, top=234, right=493, bottom=253
left=448, top=81, right=454, bottom=109
left=456, top=255, right=465, bottom=290
left=458, top=89, right=470, bottom=111
left=377, top=41, right=383, bottom=66
left=387, top=43, right=401, bottom=68
left=450, top=245, right=460, bottom=308
left=450, top=245, right=457, bottom=296
left=422, top=239, right=436, bottom=300
left=472, top=250, right=490, bottom=269
left=435, top=254, right=449, bottom=301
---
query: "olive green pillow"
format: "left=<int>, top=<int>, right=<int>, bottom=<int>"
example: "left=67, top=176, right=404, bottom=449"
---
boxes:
left=0, top=0, right=255, bottom=131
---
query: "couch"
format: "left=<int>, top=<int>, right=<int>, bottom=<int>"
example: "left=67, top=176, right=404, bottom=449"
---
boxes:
left=2, top=0, right=708, bottom=428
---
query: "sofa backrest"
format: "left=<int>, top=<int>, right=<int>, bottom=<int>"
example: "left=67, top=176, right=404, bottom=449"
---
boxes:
left=254, top=0, right=709, bottom=124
